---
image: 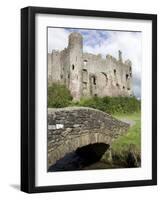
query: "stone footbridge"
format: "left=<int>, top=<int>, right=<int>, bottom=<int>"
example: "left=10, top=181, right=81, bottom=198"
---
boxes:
left=48, top=107, right=129, bottom=168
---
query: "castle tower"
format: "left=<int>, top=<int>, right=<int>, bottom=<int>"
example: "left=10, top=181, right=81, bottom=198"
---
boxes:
left=68, top=32, right=83, bottom=100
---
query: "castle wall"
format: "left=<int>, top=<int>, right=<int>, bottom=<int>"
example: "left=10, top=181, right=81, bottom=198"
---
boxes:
left=60, top=48, right=70, bottom=87
left=48, top=32, right=133, bottom=100
left=82, top=53, right=133, bottom=97
left=48, top=50, right=62, bottom=84
left=48, top=53, right=52, bottom=83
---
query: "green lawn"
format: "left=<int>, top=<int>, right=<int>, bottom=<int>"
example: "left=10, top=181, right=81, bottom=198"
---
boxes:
left=112, top=112, right=141, bottom=155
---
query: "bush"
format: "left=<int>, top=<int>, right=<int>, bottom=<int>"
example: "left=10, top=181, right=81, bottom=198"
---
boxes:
left=73, top=96, right=140, bottom=114
left=48, top=83, right=141, bottom=114
left=48, top=83, right=73, bottom=108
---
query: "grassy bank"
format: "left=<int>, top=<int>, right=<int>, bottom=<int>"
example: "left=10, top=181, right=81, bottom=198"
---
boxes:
left=110, top=112, right=141, bottom=167
left=100, top=112, right=141, bottom=168
left=112, top=112, right=141, bottom=152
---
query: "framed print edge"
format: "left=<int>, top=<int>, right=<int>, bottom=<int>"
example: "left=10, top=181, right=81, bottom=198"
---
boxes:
left=21, top=7, right=30, bottom=192
left=21, top=6, right=157, bottom=193
left=152, top=14, right=157, bottom=186
left=21, top=7, right=36, bottom=193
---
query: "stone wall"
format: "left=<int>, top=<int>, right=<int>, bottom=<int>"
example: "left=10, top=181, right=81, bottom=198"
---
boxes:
left=82, top=53, right=132, bottom=97
left=47, top=107, right=129, bottom=168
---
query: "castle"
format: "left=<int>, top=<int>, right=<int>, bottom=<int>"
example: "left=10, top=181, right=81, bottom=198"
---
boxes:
left=48, top=32, right=133, bottom=100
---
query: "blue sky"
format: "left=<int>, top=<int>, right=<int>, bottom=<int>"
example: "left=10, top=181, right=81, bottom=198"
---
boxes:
left=48, top=28, right=142, bottom=98
left=66, top=28, right=110, bottom=48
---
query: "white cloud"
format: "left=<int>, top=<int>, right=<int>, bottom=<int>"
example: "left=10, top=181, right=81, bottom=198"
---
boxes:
left=48, top=28, right=69, bottom=52
left=48, top=28, right=142, bottom=98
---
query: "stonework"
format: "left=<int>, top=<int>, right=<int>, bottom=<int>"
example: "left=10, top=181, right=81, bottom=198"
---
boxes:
left=48, top=32, right=133, bottom=100
left=47, top=107, right=129, bottom=168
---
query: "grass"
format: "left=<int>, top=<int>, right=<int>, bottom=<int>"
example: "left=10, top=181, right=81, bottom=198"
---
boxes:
left=112, top=112, right=141, bottom=152
left=84, top=111, right=141, bottom=169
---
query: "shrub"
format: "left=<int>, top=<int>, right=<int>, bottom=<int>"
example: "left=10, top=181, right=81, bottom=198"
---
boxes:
left=48, top=82, right=141, bottom=114
left=48, top=83, right=73, bottom=108
left=73, top=96, right=140, bottom=114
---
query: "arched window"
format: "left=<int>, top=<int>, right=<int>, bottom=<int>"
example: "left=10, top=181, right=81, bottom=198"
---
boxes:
left=114, top=69, right=116, bottom=75
left=72, top=64, right=75, bottom=70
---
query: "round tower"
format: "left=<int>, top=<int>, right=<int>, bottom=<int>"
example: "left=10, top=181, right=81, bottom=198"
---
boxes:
left=68, top=32, right=83, bottom=50
left=68, top=32, right=83, bottom=100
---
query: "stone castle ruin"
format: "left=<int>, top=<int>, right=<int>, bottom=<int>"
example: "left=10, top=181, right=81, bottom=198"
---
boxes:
left=48, top=32, right=133, bottom=100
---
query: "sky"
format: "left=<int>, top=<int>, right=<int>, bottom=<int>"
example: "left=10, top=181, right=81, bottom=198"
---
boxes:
left=48, top=27, right=142, bottom=99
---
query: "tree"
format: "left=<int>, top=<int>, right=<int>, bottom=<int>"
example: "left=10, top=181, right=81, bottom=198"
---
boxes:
left=48, top=83, right=73, bottom=108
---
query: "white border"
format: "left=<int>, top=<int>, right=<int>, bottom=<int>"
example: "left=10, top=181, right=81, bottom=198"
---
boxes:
left=35, top=14, right=152, bottom=186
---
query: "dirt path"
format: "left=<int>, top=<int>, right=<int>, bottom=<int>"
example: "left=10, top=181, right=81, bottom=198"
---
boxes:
left=120, top=118, right=136, bottom=127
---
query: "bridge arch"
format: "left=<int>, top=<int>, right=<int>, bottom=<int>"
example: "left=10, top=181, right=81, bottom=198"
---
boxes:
left=48, top=107, right=129, bottom=169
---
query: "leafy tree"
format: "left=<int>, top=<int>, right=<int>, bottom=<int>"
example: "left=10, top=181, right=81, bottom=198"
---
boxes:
left=48, top=83, right=73, bottom=108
